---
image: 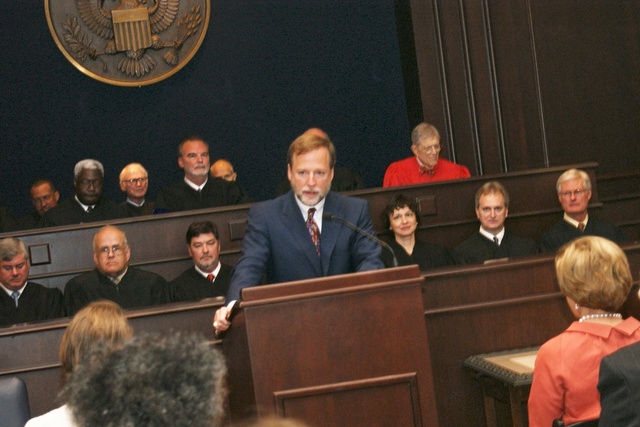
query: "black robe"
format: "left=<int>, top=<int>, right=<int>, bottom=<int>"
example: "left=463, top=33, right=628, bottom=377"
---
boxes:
left=168, top=264, right=232, bottom=302
left=0, top=282, right=64, bottom=327
left=454, top=230, right=538, bottom=264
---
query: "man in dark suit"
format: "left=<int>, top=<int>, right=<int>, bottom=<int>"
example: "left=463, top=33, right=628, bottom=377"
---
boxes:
left=63, top=225, right=169, bottom=315
left=598, top=341, right=640, bottom=426
left=155, top=136, right=248, bottom=213
left=539, top=169, right=627, bottom=253
left=0, top=237, right=64, bottom=327
left=18, top=179, right=60, bottom=230
left=40, top=159, right=125, bottom=227
left=213, top=132, right=384, bottom=332
left=454, top=181, right=538, bottom=264
left=118, top=163, right=155, bottom=216
left=169, top=221, right=231, bottom=302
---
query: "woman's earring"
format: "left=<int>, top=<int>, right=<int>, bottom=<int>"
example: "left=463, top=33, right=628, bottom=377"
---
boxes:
left=574, top=303, right=580, bottom=310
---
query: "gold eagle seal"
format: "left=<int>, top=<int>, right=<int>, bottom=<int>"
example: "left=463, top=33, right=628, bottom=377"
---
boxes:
left=45, top=0, right=210, bottom=86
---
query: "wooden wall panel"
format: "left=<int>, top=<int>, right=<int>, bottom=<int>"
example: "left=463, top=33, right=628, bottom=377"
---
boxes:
left=405, top=0, right=640, bottom=178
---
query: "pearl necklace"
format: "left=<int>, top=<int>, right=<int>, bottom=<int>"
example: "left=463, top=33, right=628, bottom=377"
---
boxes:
left=579, top=313, right=622, bottom=323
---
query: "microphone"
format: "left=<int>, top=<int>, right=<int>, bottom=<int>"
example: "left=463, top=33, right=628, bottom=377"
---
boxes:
left=323, top=212, right=398, bottom=267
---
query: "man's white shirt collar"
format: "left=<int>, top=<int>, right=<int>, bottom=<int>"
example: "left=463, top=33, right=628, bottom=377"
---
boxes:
left=294, top=197, right=326, bottom=232
left=184, top=177, right=208, bottom=192
left=479, top=226, right=505, bottom=245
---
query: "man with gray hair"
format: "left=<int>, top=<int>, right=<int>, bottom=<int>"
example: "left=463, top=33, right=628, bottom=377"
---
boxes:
left=41, top=159, right=125, bottom=227
left=538, top=168, right=627, bottom=253
left=119, top=162, right=155, bottom=216
left=0, top=237, right=64, bottom=326
left=383, top=122, right=471, bottom=187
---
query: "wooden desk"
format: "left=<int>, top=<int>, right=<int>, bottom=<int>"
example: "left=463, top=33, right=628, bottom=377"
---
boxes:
left=464, top=347, right=538, bottom=427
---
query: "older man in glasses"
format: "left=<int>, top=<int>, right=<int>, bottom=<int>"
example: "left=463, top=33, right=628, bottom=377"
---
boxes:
left=119, top=163, right=155, bottom=216
left=538, top=168, right=627, bottom=253
left=383, top=122, right=471, bottom=187
left=63, top=225, right=169, bottom=315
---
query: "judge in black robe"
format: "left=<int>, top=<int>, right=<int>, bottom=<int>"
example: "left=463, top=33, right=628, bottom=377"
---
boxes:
left=0, top=282, right=64, bottom=327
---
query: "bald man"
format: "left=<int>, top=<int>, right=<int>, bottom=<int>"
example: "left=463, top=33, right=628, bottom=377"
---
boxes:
left=63, top=225, right=169, bottom=315
left=119, top=163, right=155, bottom=216
left=210, top=159, right=237, bottom=182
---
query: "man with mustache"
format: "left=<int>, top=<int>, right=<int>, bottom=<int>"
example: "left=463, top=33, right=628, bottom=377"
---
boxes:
left=40, top=159, right=124, bottom=227
left=169, top=221, right=231, bottom=302
left=213, top=132, right=384, bottom=332
left=155, top=136, right=248, bottom=213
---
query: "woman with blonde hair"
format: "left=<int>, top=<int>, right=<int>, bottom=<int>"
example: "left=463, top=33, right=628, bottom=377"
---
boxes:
left=528, top=236, right=640, bottom=426
left=25, top=300, right=132, bottom=426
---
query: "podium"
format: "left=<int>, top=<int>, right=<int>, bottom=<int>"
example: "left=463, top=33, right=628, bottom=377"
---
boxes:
left=222, top=265, right=438, bottom=426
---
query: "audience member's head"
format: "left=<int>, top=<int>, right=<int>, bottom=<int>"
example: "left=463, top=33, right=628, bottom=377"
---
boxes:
left=73, top=159, right=105, bottom=206
left=210, top=159, right=237, bottom=182
left=92, top=225, right=130, bottom=278
left=382, top=193, right=421, bottom=231
left=474, top=181, right=510, bottom=235
left=555, top=236, right=631, bottom=314
left=0, top=237, right=30, bottom=291
left=66, top=331, right=227, bottom=427
left=119, top=163, right=149, bottom=205
left=186, top=221, right=221, bottom=274
left=59, top=300, right=132, bottom=382
left=29, top=179, right=59, bottom=217
left=410, top=122, right=441, bottom=170
left=555, top=169, right=592, bottom=221
left=287, top=132, right=336, bottom=206
left=178, top=136, right=210, bottom=185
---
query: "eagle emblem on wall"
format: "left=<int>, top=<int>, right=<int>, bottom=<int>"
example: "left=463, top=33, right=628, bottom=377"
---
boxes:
left=45, top=0, right=210, bottom=86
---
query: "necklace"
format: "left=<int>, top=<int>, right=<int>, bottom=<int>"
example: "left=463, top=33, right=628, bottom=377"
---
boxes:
left=579, top=313, right=622, bottom=323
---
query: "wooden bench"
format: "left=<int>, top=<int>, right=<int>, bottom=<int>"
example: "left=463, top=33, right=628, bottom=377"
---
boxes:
left=0, top=163, right=604, bottom=292
left=5, top=243, right=638, bottom=425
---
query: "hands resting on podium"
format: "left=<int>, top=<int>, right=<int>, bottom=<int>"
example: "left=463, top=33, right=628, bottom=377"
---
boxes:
left=213, top=305, right=232, bottom=333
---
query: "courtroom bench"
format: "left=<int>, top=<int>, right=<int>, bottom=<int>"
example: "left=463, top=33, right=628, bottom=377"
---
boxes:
left=0, top=163, right=605, bottom=294
left=4, top=243, right=638, bottom=425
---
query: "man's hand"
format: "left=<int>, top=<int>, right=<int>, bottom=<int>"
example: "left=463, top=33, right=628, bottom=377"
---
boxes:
left=212, top=306, right=232, bottom=332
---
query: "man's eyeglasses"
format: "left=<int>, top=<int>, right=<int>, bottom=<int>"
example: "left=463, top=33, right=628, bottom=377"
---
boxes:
left=122, top=177, right=148, bottom=185
left=559, top=189, right=588, bottom=198
left=97, top=246, right=127, bottom=256
left=417, top=144, right=441, bottom=154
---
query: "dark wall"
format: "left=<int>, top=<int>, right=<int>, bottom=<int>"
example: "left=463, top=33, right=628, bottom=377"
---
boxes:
left=0, top=0, right=410, bottom=216
left=405, top=0, right=640, bottom=177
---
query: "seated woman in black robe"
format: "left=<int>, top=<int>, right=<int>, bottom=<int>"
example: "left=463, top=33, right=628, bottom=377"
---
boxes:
left=380, top=194, right=453, bottom=271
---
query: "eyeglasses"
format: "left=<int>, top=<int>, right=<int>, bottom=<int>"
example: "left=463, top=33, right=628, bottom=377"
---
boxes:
left=417, top=144, right=441, bottom=154
left=122, top=177, right=148, bottom=185
left=559, top=189, right=588, bottom=198
left=97, top=245, right=127, bottom=256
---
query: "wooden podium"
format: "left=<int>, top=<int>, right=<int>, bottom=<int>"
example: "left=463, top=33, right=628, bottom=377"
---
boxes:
left=222, top=265, right=438, bottom=426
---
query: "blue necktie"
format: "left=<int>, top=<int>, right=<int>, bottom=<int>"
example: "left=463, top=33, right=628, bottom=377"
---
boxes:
left=11, top=291, right=19, bottom=307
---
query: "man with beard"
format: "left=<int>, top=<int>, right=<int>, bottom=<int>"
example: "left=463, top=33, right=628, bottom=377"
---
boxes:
left=155, top=136, right=248, bottom=213
left=169, top=221, right=231, bottom=302
left=213, top=132, right=383, bottom=333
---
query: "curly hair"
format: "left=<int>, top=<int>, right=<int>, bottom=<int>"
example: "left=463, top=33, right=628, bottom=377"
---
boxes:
left=66, top=331, right=227, bottom=427
left=381, top=194, right=420, bottom=230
